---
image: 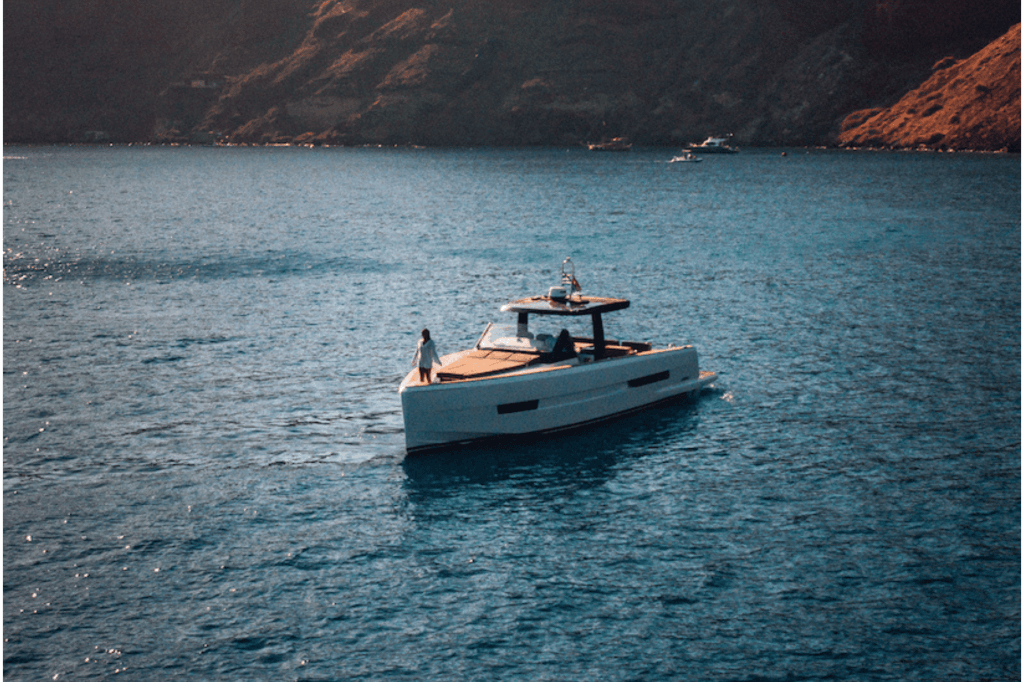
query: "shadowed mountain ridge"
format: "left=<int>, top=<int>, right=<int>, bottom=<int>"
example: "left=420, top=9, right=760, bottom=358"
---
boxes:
left=3, top=0, right=1019, bottom=149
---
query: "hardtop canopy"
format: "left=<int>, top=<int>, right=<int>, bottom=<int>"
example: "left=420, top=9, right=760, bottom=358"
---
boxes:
left=500, top=295, right=630, bottom=317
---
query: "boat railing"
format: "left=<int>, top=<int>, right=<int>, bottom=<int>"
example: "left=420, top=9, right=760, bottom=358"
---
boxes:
left=474, top=322, right=493, bottom=350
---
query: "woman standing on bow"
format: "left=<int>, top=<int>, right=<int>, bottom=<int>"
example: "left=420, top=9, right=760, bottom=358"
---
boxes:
left=412, top=328, right=441, bottom=384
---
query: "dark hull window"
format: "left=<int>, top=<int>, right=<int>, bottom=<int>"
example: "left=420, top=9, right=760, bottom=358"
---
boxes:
left=497, top=399, right=540, bottom=414
left=628, top=371, right=670, bottom=388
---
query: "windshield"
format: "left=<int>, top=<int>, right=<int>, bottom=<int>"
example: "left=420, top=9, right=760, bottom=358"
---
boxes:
left=477, top=317, right=595, bottom=352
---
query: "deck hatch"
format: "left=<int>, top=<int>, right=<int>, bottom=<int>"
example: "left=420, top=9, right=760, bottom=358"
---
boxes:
left=497, top=399, right=540, bottom=414
left=628, top=370, right=670, bottom=388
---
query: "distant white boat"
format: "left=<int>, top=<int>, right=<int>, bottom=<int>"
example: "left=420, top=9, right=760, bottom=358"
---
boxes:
left=669, top=151, right=703, bottom=163
left=688, top=135, right=738, bottom=154
left=399, top=258, right=716, bottom=453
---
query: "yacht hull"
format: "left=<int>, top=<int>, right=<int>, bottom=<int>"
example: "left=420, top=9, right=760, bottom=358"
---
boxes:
left=400, top=346, right=714, bottom=453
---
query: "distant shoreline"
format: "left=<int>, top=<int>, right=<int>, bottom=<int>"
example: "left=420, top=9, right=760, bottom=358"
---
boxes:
left=3, top=141, right=1019, bottom=154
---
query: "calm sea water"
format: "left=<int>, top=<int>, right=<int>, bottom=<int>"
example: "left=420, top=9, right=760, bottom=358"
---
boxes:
left=4, top=145, right=1020, bottom=681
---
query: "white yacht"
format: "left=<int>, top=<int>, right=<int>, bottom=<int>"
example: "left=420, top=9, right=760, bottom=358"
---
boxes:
left=688, top=135, right=739, bottom=154
left=399, top=258, right=716, bottom=453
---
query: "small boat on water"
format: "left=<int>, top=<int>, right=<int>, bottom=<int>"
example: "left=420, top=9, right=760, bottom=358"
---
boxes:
left=670, top=151, right=703, bottom=163
left=688, top=135, right=738, bottom=154
left=587, top=137, right=632, bottom=151
left=399, top=258, right=716, bottom=453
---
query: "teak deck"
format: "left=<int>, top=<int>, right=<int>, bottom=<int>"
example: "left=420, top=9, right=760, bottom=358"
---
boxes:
left=435, top=339, right=652, bottom=383
left=436, top=349, right=542, bottom=382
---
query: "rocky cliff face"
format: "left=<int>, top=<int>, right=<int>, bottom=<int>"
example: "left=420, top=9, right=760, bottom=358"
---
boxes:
left=838, top=23, right=1020, bottom=151
left=3, top=0, right=1019, bottom=149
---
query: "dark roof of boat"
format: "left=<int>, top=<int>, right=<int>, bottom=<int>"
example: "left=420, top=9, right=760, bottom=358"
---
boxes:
left=500, top=295, right=630, bottom=316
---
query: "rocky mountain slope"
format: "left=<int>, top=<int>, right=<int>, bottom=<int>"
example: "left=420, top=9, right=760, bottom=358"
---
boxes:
left=3, top=0, right=1019, bottom=148
left=838, top=23, right=1020, bottom=151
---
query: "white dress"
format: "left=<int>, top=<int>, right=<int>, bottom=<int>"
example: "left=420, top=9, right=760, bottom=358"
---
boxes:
left=413, top=338, right=441, bottom=369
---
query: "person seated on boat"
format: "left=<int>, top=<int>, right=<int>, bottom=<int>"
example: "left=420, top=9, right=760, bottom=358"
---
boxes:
left=547, top=328, right=577, bottom=361
left=412, top=328, right=441, bottom=384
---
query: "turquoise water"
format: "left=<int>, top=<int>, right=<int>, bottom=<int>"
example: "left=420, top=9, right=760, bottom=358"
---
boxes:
left=4, top=145, right=1020, bottom=680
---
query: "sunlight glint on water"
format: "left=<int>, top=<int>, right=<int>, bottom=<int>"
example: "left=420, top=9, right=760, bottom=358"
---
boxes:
left=3, top=145, right=1020, bottom=681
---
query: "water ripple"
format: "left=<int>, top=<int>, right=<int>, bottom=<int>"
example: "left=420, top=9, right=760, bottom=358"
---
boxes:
left=3, top=146, right=1019, bottom=681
